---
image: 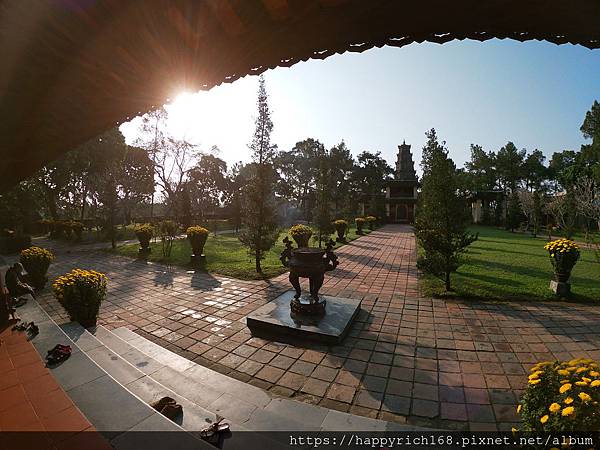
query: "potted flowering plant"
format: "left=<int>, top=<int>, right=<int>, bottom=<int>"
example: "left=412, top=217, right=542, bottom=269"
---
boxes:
left=355, top=217, right=366, bottom=235
left=333, top=219, right=348, bottom=243
left=134, top=223, right=154, bottom=256
left=186, top=226, right=209, bottom=263
left=19, top=246, right=55, bottom=289
left=365, top=215, right=377, bottom=231
left=52, top=269, right=107, bottom=328
left=68, top=221, right=85, bottom=241
left=515, top=358, right=600, bottom=433
left=289, top=224, right=313, bottom=248
left=544, top=239, right=580, bottom=295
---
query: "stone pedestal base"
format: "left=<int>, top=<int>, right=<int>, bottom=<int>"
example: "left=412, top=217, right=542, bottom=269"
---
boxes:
left=247, top=291, right=361, bottom=344
left=290, top=296, right=326, bottom=316
left=550, top=280, right=571, bottom=296
left=190, top=254, right=205, bottom=266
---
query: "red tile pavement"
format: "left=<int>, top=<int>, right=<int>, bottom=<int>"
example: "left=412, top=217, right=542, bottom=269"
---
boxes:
left=26, top=224, right=600, bottom=430
left=0, top=323, right=112, bottom=449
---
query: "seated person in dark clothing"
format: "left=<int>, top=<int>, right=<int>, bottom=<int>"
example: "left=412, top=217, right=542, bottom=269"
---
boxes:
left=5, top=263, right=35, bottom=299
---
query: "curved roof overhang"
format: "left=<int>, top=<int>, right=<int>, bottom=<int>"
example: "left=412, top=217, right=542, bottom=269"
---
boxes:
left=0, top=0, right=599, bottom=191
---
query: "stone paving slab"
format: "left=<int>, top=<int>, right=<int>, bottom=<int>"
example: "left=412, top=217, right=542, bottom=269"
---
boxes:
left=25, top=225, right=600, bottom=431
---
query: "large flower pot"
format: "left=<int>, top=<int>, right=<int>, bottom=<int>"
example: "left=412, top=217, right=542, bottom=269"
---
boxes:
left=22, top=262, right=50, bottom=290
left=554, top=272, right=571, bottom=283
left=189, top=234, right=208, bottom=266
left=138, top=238, right=151, bottom=256
left=291, top=234, right=311, bottom=248
left=77, top=316, right=97, bottom=329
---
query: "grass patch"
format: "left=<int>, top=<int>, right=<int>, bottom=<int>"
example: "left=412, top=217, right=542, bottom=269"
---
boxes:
left=419, top=225, right=600, bottom=303
left=114, top=225, right=372, bottom=280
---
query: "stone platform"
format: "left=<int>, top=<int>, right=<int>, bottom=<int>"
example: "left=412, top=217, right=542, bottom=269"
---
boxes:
left=246, top=291, right=361, bottom=344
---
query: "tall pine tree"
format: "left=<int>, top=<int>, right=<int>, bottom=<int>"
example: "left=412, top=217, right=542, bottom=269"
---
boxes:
left=415, top=129, right=478, bottom=291
left=239, top=75, right=279, bottom=273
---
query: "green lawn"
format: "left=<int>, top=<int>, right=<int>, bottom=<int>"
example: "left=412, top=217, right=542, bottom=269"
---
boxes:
left=420, top=226, right=600, bottom=303
left=114, top=225, right=372, bottom=280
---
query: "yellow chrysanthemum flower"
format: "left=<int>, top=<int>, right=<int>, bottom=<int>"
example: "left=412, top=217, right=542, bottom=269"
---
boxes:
left=529, top=379, right=541, bottom=385
left=561, top=406, right=575, bottom=416
left=591, top=380, right=600, bottom=388
left=540, top=415, right=549, bottom=424
left=578, top=392, right=591, bottom=402
left=559, top=383, right=572, bottom=393
left=549, top=403, right=561, bottom=413
left=564, top=397, right=574, bottom=405
left=575, top=381, right=588, bottom=386
left=517, top=404, right=522, bottom=413
left=557, top=369, right=570, bottom=376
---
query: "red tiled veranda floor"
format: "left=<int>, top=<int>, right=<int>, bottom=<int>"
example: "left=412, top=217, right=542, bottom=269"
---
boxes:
left=0, top=323, right=111, bottom=450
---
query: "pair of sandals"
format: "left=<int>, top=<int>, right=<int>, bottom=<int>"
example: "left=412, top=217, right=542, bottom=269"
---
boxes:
left=12, top=320, right=39, bottom=338
left=151, top=396, right=183, bottom=421
left=150, top=396, right=230, bottom=441
left=11, top=297, right=27, bottom=308
left=46, top=344, right=72, bottom=365
left=199, top=417, right=230, bottom=441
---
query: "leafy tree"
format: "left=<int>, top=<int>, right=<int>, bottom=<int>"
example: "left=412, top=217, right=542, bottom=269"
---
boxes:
left=328, top=141, right=356, bottom=217
left=415, top=129, right=478, bottom=291
left=522, top=149, right=548, bottom=192
left=496, top=142, right=525, bottom=193
left=0, top=180, right=42, bottom=232
left=33, top=154, right=78, bottom=220
left=277, top=138, right=324, bottom=220
left=549, top=150, right=580, bottom=191
left=545, top=192, right=577, bottom=239
left=352, top=151, right=393, bottom=217
left=581, top=100, right=600, bottom=144
left=134, top=107, right=167, bottom=217
left=506, top=190, right=522, bottom=232
left=239, top=75, right=279, bottom=273
left=187, top=152, right=228, bottom=222
left=464, top=144, right=497, bottom=192
left=119, top=146, right=154, bottom=224
left=224, top=162, right=246, bottom=233
left=134, top=107, right=198, bottom=221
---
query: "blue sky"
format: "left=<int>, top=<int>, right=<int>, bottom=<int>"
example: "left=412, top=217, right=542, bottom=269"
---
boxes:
left=120, top=39, right=600, bottom=174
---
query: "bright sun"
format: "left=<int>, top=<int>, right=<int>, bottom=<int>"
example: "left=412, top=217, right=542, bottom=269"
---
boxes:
left=151, top=81, right=257, bottom=164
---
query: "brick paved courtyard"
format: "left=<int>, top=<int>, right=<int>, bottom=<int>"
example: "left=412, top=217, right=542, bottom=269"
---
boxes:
left=32, top=225, right=600, bottom=431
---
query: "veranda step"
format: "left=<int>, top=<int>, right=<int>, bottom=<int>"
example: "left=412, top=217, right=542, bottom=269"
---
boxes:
left=65, top=322, right=234, bottom=432
left=17, top=299, right=212, bottom=450
left=109, top=326, right=422, bottom=432
left=95, top=326, right=293, bottom=427
left=84, top=325, right=298, bottom=448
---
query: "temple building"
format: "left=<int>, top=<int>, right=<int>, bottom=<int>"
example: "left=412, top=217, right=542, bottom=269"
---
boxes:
left=385, top=141, right=418, bottom=223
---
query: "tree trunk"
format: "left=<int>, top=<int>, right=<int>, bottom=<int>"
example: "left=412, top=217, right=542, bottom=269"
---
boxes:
left=46, top=190, right=59, bottom=220
left=80, top=189, right=87, bottom=221
left=255, top=251, right=261, bottom=273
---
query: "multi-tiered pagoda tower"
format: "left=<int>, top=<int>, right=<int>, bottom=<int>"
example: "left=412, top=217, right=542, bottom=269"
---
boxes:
left=385, top=141, right=418, bottom=223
